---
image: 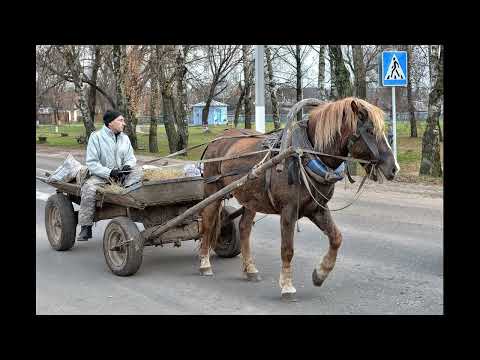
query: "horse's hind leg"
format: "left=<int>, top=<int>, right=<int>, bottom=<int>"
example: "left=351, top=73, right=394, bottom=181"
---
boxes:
left=308, top=208, right=343, bottom=287
left=239, top=207, right=261, bottom=281
left=279, top=204, right=298, bottom=300
left=199, top=199, right=222, bottom=276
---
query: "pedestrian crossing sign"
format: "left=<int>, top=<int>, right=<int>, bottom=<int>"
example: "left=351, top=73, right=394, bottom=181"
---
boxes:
left=382, top=51, right=408, bottom=86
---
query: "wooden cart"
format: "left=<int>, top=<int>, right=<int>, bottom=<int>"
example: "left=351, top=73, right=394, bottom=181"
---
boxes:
left=36, top=147, right=294, bottom=277
left=36, top=175, right=243, bottom=276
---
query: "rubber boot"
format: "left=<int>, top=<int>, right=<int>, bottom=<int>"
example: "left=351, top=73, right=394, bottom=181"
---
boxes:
left=76, top=225, right=92, bottom=241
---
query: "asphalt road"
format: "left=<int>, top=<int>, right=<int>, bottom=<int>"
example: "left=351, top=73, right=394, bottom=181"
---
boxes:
left=36, top=152, right=443, bottom=314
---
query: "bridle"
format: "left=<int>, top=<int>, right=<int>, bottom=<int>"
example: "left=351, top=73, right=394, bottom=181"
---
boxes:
left=346, top=117, right=380, bottom=163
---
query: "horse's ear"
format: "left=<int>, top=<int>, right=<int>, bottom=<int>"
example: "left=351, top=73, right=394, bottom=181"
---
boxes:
left=351, top=100, right=359, bottom=114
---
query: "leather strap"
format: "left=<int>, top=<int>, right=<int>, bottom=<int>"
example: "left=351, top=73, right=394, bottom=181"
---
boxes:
left=346, top=162, right=356, bottom=184
left=265, top=166, right=277, bottom=211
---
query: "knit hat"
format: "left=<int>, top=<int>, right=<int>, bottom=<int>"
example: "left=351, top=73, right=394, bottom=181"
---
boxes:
left=103, top=110, right=122, bottom=126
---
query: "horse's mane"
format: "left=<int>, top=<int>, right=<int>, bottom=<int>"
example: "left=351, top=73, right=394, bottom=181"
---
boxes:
left=309, top=97, right=385, bottom=152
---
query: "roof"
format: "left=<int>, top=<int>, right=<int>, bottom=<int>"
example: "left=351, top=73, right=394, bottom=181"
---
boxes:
left=192, top=100, right=228, bottom=107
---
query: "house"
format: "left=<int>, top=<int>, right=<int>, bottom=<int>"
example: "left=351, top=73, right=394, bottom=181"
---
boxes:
left=191, top=100, right=228, bottom=125
left=37, top=106, right=73, bottom=124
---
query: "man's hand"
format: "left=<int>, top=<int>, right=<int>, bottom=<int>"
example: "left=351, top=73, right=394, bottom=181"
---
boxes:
left=121, top=165, right=132, bottom=173
left=120, top=165, right=133, bottom=183
left=109, top=168, right=121, bottom=181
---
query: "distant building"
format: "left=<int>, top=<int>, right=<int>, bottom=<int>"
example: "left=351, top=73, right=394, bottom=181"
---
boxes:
left=191, top=100, right=228, bottom=125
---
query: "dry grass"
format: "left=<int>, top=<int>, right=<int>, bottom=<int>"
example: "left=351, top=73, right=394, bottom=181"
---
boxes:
left=397, top=135, right=443, bottom=178
left=100, top=180, right=125, bottom=194
left=143, top=167, right=185, bottom=181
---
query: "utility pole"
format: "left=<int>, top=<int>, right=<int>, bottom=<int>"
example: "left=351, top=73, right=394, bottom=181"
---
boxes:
left=255, top=45, right=265, bottom=133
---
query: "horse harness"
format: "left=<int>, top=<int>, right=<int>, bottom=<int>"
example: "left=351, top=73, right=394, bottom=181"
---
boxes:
left=149, top=124, right=380, bottom=210
left=261, top=119, right=381, bottom=211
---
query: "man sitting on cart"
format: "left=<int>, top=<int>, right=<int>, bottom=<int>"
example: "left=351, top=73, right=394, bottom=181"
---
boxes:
left=77, top=110, right=138, bottom=241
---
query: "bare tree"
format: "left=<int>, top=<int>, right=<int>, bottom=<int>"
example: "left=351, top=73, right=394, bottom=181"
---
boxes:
left=200, top=45, right=242, bottom=130
left=174, top=45, right=190, bottom=152
left=87, top=45, right=102, bottom=126
left=149, top=66, right=160, bottom=153
left=59, top=45, right=96, bottom=140
left=265, top=45, right=281, bottom=129
left=112, top=45, right=138, bottom=149
left=233, top=82, right=245, bottom=128
left=317, top=45, right=327, bottom=100
left=275, top=45, right=313, bottom=121
left=329, top=45, right=352, bottom=99
left=36, top=54, right=66, bottom=124
left=419, top=45, right=443, bottom=177
left=37, top=45, right=117, bottom=117
left=352, top=45, right=367, bottom=99
left=406, top=45, right=418, bottom=137
left=154, top=45, right=180, bottom=153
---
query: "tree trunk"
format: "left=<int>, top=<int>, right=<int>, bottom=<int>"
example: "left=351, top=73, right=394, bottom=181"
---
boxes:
left=88, top=45, right=101, bottom=127
left=352, top=45, right=366, bottom=99
left=242, top=45, right=254, bottom=129
left=54, top=108, right=59, bottom=126
left=162, top=91, right=180, bottom=153
left=201, top=93, right=214, bottom=130
left=329, top=45, right=352, bottom=99
left=406, top=45, right=418, bottom=138
left=113, top=45, right=137, bottom=149
left=64, top=46, right=96, bottom=141
left=234, top=83, right=245, bottom=128
left=318, top=45, right=326, bottom=100
left=295, top=45, right=303, bottom=122
left=330, top=45, right=354, bottom=173
left=419, top=45, right=443, bottom=177
left=149, top=68, right=159, bottom=153
left=174, top=45, right=189, bottom=153
left=437, top=117, right=443, bottom=142
left=328, top=46, right=337, bottom=99
left=265, top=45, right=280, bottom=129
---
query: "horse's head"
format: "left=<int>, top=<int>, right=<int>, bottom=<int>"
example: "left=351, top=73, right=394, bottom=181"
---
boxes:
left=347, top=99, right=400, bottom=181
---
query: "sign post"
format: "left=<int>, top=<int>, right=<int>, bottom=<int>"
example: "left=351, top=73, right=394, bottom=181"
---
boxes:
left=381, top=50, right=408, bottom=161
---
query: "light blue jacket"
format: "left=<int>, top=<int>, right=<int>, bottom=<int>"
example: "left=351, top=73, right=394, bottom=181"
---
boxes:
left=86, top=126, right=137, bottom=179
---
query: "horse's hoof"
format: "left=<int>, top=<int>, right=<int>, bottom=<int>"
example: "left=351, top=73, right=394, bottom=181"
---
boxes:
left=245, top=272, right=262, bottom=282
left=200, top=267, right=213, bottom=276
left=312, top=269, right=325, bottom=287
left=281, top=292, right=297, bottom=302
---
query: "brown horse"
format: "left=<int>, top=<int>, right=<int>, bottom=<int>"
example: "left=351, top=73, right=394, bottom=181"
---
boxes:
left=198, top=97, right=399, bottom=300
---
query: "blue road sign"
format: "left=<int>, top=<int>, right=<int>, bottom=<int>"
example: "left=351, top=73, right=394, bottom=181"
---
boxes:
left=382, top=51, right=408, bottom=87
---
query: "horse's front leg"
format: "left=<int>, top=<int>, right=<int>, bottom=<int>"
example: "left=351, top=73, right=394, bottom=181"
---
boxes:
left=308, top=207, right=343, bottom=287
left=279, top=204, right=298, bottom=300
left=239, top=207, right=261, bottom=281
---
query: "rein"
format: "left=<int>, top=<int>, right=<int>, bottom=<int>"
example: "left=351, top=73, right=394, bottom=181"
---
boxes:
left=298, top=151, right=376, bottom=212
left=139, top=127, right=379, bottom=212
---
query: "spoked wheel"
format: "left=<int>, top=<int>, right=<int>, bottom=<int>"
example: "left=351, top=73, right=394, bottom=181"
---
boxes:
left=103, top=217, right=143, bottom=276
left=214, top=206, right=241, bottom=258
left=45, top=193, right=77, bottom=251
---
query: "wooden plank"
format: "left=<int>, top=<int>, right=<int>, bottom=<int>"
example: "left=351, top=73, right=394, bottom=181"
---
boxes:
left=125, top=176, right=204, bottom=206
left=145, top=221, right=201, bottom=245
left=38, top=175, right=204, bottom=209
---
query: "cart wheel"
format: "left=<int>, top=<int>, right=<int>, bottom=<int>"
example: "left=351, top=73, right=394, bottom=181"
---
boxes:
left=103, top=217, right=143, bottom=276
left=214, top=206, right=241, bottom=258
left=45, top=193, right=77, bottom=251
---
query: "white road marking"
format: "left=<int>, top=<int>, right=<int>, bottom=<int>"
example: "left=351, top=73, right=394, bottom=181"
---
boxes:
left=36, top=191, right=52, bottom=202
left=36, top=168, right=52, bottom=176
left=36, top=189, right=81, bottom=211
